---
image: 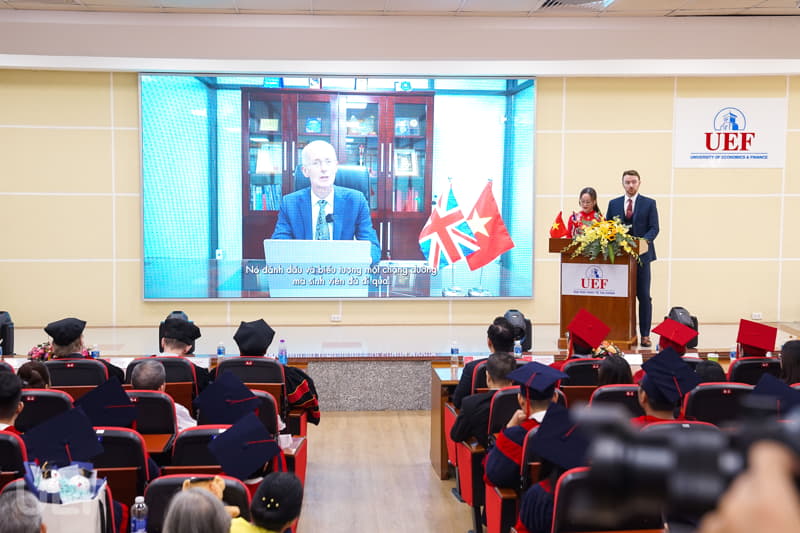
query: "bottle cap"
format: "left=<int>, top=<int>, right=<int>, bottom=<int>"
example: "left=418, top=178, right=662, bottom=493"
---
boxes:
left=134, top=496, right=144, bottom=504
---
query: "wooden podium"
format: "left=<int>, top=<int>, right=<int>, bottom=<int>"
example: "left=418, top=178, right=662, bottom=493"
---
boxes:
left=549, top=238, right=640, bottom=350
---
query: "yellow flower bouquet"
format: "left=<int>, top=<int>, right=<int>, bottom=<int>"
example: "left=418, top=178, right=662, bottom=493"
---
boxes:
left=565, top=216, right=640, bottom=264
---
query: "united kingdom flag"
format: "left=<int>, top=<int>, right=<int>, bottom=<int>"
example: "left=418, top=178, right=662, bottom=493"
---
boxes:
left=418, top=187, right=478, bottom=270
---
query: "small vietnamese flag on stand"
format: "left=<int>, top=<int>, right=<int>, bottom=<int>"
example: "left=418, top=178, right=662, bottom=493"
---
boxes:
left=465, top=181, right=515, bottom=271
left=550, top=211, right=570, bottom=238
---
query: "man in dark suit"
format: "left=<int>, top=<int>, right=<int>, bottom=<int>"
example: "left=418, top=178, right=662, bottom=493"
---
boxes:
left=450, top=351, right=516, bottom=448
left=271, top=140, right=381, bottom=264
left=606, top=170, right=659, bottom=347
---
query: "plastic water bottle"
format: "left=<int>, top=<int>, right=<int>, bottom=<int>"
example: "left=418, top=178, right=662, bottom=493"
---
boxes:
left=130, top=496, right=148, bottom=533
left=729, top=344, right=737, bottom=361
left=217, top=342, right=226, bottom=356
left=90, top=344, right=100, bottom=358
left=278, top=339, right=288, bottom=365
left=450, top=341, right=459, bottom=379
left=513, top=339, right=522, bottom=357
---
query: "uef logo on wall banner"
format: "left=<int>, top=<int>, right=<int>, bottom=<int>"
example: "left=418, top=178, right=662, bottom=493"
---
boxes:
left=561, top=263, right=628, bottom=297
left=674, top=98, right=786, bottom=168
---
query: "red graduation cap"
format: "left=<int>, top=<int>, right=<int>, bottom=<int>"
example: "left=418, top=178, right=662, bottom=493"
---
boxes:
left=736, top=319, right=777, bottom=357
left=567, top=309, right=610, bottom=352
left=653, top=318, right=698, bottom=355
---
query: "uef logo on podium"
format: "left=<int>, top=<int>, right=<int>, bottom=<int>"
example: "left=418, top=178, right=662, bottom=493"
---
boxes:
left=561, top=263, right=628, bottom=297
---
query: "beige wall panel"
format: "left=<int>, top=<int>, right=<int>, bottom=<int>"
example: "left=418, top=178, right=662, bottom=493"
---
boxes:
left=564, top=78, right=674, bottom=131
left=564, top=132, right=673, bottom=197
left=112, top=73, right=140, bottom=129
left=230, top=300, right=341, bottom=326
left=114, top=129, right=141, bottom=195
left=342, top=300, right=450, bottom=325
left=535, top=197, right=567, bottom=258
left=451, top=300, right=534, bottom=326
left=115, top=195, right=141, bottom=259
left=0, top=128, right=112, bottom=193
left=789, top=76, right=800, bottom=130
left=670, top=261, right=779, bottom=323
left=671, top=197, right=780, bottom=258
left=114, top=261, right=230, bottom=326
left=649, top=261, right=671, bottom=322
left=535, top=132, right=563, bottom=195
left=677, top=77, right=787, bottom=98
left=785, top=132, right=800, bottom=194
left=782, top=197, right=800, bottom=258
left=535, top=78, right=564, bottom=131
left=0, top=262, right=113, bottom=327
left=673, top=168, right=783, bottom=195
left=531, top=260, right=560, bottom=324
left=780, top=263, right=800, bottom=321
left=1, top=196, right=113, bottom=259
left=0, top=70, right=112, bottom=127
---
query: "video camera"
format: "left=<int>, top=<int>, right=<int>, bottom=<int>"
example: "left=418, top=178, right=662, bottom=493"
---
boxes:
left=572, top=403, right=800, bottom=527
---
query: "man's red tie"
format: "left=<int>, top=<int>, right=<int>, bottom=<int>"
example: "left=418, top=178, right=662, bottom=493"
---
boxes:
left=625, top=198, right=633, bottom=219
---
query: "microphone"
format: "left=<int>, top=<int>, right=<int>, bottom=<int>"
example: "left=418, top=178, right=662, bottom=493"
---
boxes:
left=325, top=213, right=334, bottom=224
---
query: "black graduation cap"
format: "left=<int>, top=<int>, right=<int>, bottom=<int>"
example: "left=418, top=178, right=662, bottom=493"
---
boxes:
left=640, top=347, right=700, bottom=405
left=751, top=373, right=800, bottom=416
left=208, top=412, right=282, bottom=480
left=234, top=319, right=276, bottom=356
left=161, top=318, right=201, bottom=346
left=23, top=408, right=103, bottom=464
left=193, top=371, right=262, bottom=424
left=506, top=362, right=567, bottom=401
left=74, top=376, right=137, bottom=428
left=528, top=403, right=589, bottom=471
left=44, top=317, right=86, bottom=346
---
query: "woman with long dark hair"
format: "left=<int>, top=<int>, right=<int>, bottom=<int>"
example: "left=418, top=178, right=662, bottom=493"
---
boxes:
left=568, top=186, right=603, bottom=237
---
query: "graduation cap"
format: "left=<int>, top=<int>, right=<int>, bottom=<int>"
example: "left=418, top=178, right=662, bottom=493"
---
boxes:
left=193, top=371, right=262, bottom=424
left=737, top=319, right=777, bottom=357
left=528, top=403, right=589, bottom=471
left=44, top=317, right=86, bottom=346
left=640, top=347, right=700, bottom=406
left=567, top=309, right=610, bottom=353
left=208, top=412, right=282, bottom=480
left=653, top=318, right=698, bottom=355
left=23, top=408, right=104, bottom=464
left=161, top=318, right=201, bottom=346
left=234, top=319, right=276, bottom=356
left=507, top=362, right=567, bottom=401
left=751, top=373, right=800, bottom=417
left=74, top=376, right=137, bottom=428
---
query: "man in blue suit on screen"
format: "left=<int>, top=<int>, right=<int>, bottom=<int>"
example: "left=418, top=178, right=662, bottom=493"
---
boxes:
left=606, top=169, right=660, bottom=348
left=271, top=140, right=381, bottom=265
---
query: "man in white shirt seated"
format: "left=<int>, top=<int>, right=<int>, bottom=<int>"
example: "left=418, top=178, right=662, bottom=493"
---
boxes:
left=131, top=359, right=196, bottom=432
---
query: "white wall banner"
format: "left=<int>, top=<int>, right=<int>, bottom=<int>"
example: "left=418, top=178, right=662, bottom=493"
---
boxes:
left=674, top=98, right=786, bottom=168
left=561, top=263, right=628, bottom=297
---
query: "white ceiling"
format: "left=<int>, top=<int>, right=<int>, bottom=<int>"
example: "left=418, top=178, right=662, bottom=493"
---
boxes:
left=1, top=0, right=798, bottom=16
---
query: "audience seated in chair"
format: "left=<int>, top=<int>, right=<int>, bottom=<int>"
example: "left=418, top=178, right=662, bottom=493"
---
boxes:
left=231, top=472, right=304, bottom=533
left=694, top=360, right=727, bottom=383
left=162, top=488, right=232, bottom=533
left=0, top=373, right=24, bottom=434
left=597, top=354, right=633, bottom=386
left=552, top=309, right=609, bottom=371
left=158, top=318, right=210, bottom=391
left=452, top=316, right=516, bottom=409
left=633, top=348, right=700, bottom=427
left=780, top=339, right=800, bottom=385
left=132, top=359, right=197, bottom=432
left=0, top=489, right=46, bottom=533
left=45, top=317, right=124, bottom=382
left=450, top=352, right=517, bottom=449
left=736, top=319, right=777, bottom=358
left=17, top=362, right=51, bottom=389
left=485, top=363, right=567, bottom=489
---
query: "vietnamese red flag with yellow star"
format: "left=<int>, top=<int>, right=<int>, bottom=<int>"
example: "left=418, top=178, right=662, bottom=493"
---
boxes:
left=465, top=181, right=515, bottom=271
left=550, top=211, right=569, bottom=239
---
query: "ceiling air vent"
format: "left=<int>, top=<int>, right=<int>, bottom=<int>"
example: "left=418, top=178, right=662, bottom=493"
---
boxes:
left=533, top=0, right=615, bottom=10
